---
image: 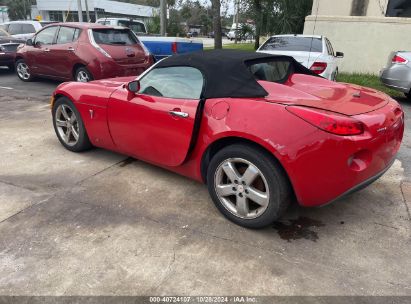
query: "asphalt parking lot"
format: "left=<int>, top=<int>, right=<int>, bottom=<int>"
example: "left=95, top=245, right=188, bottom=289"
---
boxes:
left=0, top=68, right=410, bottom=296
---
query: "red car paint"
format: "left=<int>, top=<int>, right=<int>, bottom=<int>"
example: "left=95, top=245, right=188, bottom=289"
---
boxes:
left=15, top=23, right=153, bottom=81
left=52, top=73, right=404, bottom=207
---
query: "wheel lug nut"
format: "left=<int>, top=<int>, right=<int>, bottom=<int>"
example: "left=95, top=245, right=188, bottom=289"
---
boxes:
left=234, top=180, right=238, bottom=184
left=239, top=193, right=243, bottom=197
left=232, top=187, right=236, bottom=191
left=245, top=190, right=249, bottom=194
left=242, top=181, right=246, bottom=185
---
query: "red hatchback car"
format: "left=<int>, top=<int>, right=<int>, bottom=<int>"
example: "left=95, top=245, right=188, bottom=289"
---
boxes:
left=15, top=23, right=153, bottom=82
left=50, top=50, right=404, bottom=228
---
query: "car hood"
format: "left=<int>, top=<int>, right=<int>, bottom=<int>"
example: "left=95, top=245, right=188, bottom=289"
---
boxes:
left=259, top=74, right=389, bottom=116
left=90, top=76, right=137, bottom=88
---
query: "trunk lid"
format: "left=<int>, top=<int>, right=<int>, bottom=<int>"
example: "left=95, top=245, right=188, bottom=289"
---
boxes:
left=260, top=74, right=389, bottom=115
left=258, top=50, right=321, bottom=69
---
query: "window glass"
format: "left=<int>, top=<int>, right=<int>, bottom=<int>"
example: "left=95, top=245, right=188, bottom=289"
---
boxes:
left=56, top=27, right=77, bottom=44
left=248, top=60, right=292, bottom=83
left=22, top=24, right=36, bottom=33
left=118, top=21, right=146, bottom=33
left=139, top=67, right=204, bottom=99
left=8, top=24, right=23, bottom=35
left=92, top=29, right=138, bottom=45
left=260, top=36, right=323, bottom=52
left=35, top=26, right=58, bottom=45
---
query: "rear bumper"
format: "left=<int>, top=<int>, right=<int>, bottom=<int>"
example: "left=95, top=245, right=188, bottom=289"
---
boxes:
left=321, top=157, right=396, bottom=206
left=0, top=53, right=15, bottom=65
left=288, top=101, right=404, bottom=207
left=380, top=65, right=411, bottom=93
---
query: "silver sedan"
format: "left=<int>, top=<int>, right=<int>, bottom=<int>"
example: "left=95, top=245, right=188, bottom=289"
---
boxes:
left=380, top=51, right=411, bottom=99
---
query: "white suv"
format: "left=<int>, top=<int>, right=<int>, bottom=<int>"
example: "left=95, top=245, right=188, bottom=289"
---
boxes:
left=0, top=21, right=49, bottom=40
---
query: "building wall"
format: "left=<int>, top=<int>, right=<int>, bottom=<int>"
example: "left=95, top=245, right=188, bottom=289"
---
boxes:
left=311, top=0, right=387, bottom=17
left=304, top=15, right=411, bottom=74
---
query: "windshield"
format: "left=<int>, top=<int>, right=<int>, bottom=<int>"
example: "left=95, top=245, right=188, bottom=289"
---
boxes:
left=92, top=29, right=139, bottom=45
left=260, top=36, right=323, bottom=52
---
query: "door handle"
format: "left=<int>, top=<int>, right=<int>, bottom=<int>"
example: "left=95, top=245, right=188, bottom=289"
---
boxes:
left=169, top=110, right=189, bottom=118
left=68, top=47, right=75, bottom=51
left=44, top=48, right=50, bottom=52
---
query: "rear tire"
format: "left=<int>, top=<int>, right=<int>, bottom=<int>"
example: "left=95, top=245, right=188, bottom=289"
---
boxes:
left=52, top=97, right=93, bottom=152
left=75, top=67, right=93, bottom=82
left=207, top=144, right=291, bottom=229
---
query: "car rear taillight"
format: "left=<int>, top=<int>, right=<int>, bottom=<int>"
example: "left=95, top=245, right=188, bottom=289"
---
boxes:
left=171, top=42, right=177, bottom=54
left=310, top=62, right=327, bottom=74
left=392, top=55, right=408, bottom=64
left=287, top=106, right=365, bottom=136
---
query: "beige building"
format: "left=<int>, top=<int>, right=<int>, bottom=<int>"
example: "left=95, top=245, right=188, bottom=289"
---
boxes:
left=304, top=0, right=411, bottom=74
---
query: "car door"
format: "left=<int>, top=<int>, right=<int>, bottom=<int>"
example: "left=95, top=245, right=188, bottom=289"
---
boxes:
left=32, top=26, right=59, bottom=76
left=50, top=26, right=81, bottom=79
left=108, top=66, right=204, bottom=167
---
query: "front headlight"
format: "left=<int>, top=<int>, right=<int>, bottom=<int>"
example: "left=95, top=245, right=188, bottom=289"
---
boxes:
left=0, top=45, right=5, bottom=52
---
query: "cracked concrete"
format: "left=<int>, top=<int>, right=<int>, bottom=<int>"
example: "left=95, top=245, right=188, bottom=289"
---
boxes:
left=0, top=70, right=410, bottom=296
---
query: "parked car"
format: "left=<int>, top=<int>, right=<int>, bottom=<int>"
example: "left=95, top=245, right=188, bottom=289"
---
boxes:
left=96, top=18, right=147, bottom=34
left=96, top=18, right=203, bottom=61
left=0, top=21, right=46, bottom=40
left=0, top=29, right=24, bottom=70
left=380, top=51, right=411, bottom=99
left=15, top=23, right=154, bottom=82
left=50, top=50, right=404, bottom=228
left=257, top=34, right=344, bottom=81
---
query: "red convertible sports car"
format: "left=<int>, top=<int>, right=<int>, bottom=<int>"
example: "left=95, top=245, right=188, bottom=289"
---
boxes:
left=51, top=50, right=404, bottom=228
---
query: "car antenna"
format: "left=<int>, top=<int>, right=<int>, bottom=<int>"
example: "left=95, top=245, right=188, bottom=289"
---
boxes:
left=307, top=0, right=320, bottom=68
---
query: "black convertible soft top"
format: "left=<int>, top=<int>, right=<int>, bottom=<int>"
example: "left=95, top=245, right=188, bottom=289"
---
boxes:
left=154, top=49, right=317, bottom=99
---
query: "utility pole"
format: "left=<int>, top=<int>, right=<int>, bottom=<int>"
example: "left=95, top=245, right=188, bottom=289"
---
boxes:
left=77, top=0, right=83, bottom=22
left=234, top=0, right=240, bottom=44
left=160, top=0, right=167, bottom=36
left=84, top=0, right=90, bottom=22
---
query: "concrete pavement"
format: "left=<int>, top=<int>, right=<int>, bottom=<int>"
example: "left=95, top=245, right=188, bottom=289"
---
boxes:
left=0, top=70, right=410, bottom=296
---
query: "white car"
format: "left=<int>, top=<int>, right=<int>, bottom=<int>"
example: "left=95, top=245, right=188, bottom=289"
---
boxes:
left=257, top=34, right=344, bottom=81
left=0, top=21, right=54, bottom=40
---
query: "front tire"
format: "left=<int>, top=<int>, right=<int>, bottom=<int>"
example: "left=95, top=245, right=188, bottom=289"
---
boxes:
left=16, top=59, right=33, bottom=82
left=207, top=144, right=291, bottom=228
left=52, top=97, right=92, bottom=152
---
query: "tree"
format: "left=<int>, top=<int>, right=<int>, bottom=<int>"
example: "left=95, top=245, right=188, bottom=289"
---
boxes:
left=7, top=0, right=31, bottom=21
left=211, top=0, right=222, bottom=49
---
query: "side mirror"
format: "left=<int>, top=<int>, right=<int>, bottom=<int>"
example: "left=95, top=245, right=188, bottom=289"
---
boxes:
left=336, top=51, right=344, bottom=58
left=26, top=38, right=33, bottom=46
left=126, top=80, right=140, bottom=93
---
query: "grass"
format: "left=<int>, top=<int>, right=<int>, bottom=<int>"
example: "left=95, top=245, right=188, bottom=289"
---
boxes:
left=205, top=44, right=402, bottom=97
left=337, top=73, right=403, bottom=97
left=204, top=42, right=255, bottom=51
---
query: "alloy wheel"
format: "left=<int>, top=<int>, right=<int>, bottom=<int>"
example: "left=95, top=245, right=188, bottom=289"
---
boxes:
left=17, top=62, right=30, bottom=80
left=55, top=104, right=80, bottom=146
left=214, top=158, right=270, bottom=219
left=76, top=70, right=90, bottom=82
